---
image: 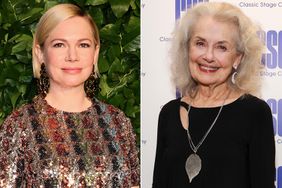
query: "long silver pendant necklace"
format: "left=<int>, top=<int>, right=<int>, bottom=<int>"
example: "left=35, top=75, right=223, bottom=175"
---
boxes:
left=185, top=92, right=229, bottom=182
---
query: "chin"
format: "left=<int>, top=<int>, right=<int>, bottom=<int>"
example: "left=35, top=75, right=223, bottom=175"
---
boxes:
left=56, top=79, right=87, bottom=89
left=197, top=79, right=218, bottom=86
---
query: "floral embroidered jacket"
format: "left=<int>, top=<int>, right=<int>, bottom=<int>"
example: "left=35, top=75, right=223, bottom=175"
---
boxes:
left=0, top=95, right=140, bottom=188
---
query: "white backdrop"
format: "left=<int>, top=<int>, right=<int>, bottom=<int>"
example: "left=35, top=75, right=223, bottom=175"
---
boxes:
left=141, top=0, right=282, bottom=187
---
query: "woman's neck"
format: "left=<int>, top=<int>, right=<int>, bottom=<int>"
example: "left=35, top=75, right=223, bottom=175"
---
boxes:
left=185, top=84, right=242, bottom=107
left=198, top=84, right=228, bottom=98
left=45, top=85, right=92, bottom=112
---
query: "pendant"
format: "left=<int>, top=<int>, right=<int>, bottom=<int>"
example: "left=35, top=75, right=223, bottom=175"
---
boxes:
left=185, top=153, right=202, bottom=183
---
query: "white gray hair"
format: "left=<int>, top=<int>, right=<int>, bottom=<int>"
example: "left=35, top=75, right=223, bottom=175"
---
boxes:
left=170, top=2, right=264, bottom=97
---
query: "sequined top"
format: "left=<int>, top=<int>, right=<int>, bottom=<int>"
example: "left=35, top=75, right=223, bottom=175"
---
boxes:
left=0, top=95, right=140, bottom=188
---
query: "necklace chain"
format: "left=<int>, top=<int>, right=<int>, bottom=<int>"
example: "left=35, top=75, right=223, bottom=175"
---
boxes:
left=186, top=91, right=230, bottom=153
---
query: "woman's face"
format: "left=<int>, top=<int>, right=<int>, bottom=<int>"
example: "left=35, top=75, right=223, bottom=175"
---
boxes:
left=188, top=16, right=242, bottom=88
left=37, top=16, right=99, bottom=90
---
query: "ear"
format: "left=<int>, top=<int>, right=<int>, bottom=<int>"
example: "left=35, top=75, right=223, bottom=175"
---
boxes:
left=233, top=53, right=243, bottom=69
left=35, top=44, right=44, bottom=64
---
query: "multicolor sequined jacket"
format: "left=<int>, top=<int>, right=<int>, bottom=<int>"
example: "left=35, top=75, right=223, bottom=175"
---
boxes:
left=0, top=95, right=140, bottom=187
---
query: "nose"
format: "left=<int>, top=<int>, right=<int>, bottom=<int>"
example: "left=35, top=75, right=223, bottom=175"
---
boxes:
left=203, top=46, right=214, bottom=63
left=65, top=46, right=79, bottom=62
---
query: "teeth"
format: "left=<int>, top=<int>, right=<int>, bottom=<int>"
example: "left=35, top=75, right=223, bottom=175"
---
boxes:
left=199, top=64, right=219, bottom=71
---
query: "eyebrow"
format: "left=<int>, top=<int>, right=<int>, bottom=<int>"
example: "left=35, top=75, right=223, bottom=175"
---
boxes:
left=50, top=38, right=93, bottom=43
left=192, top=36, right=231, bottom=45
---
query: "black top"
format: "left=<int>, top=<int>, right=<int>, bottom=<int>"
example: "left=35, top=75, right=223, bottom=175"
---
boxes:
left=153, top=95, right=275, bottom=188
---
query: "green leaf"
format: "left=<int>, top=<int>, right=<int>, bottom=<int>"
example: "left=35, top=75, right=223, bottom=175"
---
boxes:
left=4, top=33, right=9, bottom=42
left=8, top=34, right=21, bottom=42
left=100, top=23, right=121, bottom=43
left=130, top=0, right=137, bottom=10
left=0, top=45, right=4, bottom=56
left=0, top=11, right=2, bottom=25
left=134, top=127, right=140, bottom=134
left=125, top=98, right=139, bottom=118
left=121, top=69, right=136, bottom=84
left=123, top=35, right=140, bottom=52
left=99, top=74, right=112, bottom=97
left=11, top=41, right=27, bottom=54
left=15, top=53, right=31, bottom=63
left=3, top=23, right=12, bottom=30
left=19, top=8, right=43, bottom=23
left=107, top=45, right=121, bottom=63
left=124, top=15, right=140, bottom=33
left=122, top=16, right=140, bottom=52
left=19, top=74, right=32, bottom=83
left=108, top=58, right=122, bottom=75
left=109, top=0, right=131, bottom=18
left=10, top=34, right=33, bottom=54
left=129, top=80, right=139, bottom=90
left=6, top=0, right=22, bottom=8
left=3, top=0, right=18, bottom=21
left=85, top=0, right=108, bottom=6
left=123, top=87, right=134, bottom=99
left=0, top=65, right=20, bottom=81
left=108, top=93, right=125, bottom=107
left=131, top=0, right=140, bottom=17
left=88, top=7, right=104, bottom=26
left=3, top=78, right=17, bottom=87
left=15, top=34, right=33, bottom=43
left=10, top=91, right=21, bottom=108
left=98, top=56, right=109, bottom=73
left=17, top=84, right=27, bottom=95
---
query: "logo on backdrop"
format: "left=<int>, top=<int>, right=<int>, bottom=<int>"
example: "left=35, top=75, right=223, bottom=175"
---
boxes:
left=277, top=166, right=282, bottom=188
left=239, top=2, right=282, bottom=8
left=175, top=0, right=208, bottom=20
left=260, top=30, right=282, bottom=77
left=267, top=98, right=282, bottom=144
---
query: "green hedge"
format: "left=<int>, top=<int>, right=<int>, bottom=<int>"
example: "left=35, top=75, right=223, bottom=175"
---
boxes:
left=0, top=0, right=140, bottom=142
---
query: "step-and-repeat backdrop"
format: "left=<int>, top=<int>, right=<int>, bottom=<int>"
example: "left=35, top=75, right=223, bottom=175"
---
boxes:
left=141, top=0, right=282, bottom=187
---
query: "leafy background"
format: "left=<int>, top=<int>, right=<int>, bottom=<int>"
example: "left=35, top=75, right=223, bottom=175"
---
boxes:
left=0, top=0, right=140, bottom=143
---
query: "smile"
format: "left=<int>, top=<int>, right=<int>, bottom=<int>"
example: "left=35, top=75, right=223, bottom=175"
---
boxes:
left=198, top=64, right=219, bottom=73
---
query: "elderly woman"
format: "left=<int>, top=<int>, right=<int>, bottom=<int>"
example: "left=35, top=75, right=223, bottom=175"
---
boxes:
left=153, top=2, right=275, bottom=188
left=0, top=4, right=139, bottom=188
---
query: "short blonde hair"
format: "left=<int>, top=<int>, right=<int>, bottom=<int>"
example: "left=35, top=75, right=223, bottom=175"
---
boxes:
left=171, top=2, right=264, bottom=97
left=32, top=3, right=100, bottom=78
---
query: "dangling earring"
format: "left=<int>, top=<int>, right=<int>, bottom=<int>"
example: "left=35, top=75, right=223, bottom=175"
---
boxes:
left=37, top=63, right=50, bottom=97
left=84, top=66, right=100, bottom=99
left=231, top=65, right=238, bottom=84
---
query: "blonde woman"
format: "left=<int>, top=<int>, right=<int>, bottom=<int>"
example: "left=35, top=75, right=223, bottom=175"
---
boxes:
left=0, top=4, right=139, bottom=187
left=153, top=2, right=275, bottom=188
